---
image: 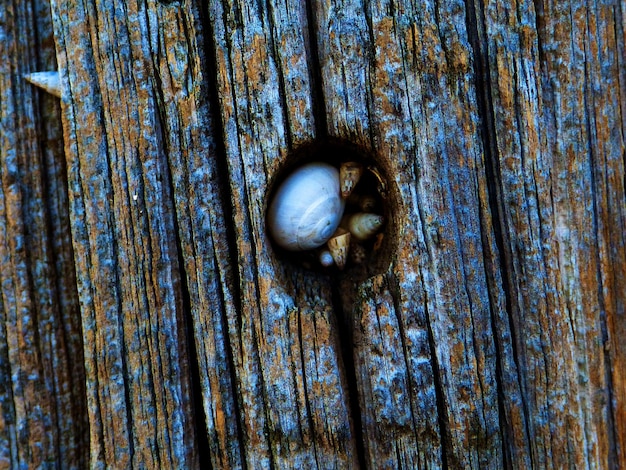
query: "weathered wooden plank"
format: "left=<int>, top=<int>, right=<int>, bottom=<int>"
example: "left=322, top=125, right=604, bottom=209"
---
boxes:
left=208, top=0, right=358, bottom=466
left=313, top=0, right=522, bottom=467
left=0, top=1, right=87, bottom=468
left=49, top=0, right=203, bottom=467
left=166, top=110, right=244, bottom=467
left=10, top=0, right=621, bottom=468
left=471, top=0, right=626, bottom=466
left=150, top=4, right=244, bottom=468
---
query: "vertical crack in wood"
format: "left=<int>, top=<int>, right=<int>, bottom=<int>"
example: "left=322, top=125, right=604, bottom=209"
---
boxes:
left=611, top=7, right=626, bottom=467
left=618, top=4, right=626, bottom=166
left=33, top=1, right=88, bottom=459
left=304, top=2, right=369, bottom=466
left=174, top=191, right=214, bottom=470
left=196, top=4, right=249, bottom=467
left=584, top=67, right=619, bottom=470
left=150, top=71, right=213, bottom=467
left=580, top=5, right=621, bottom=463
left=329, top=283, right=367, bottom=470
left=387, top=272, right=436, bottom=469
left=35, top=92, right=87, bottom=466
left=263, top=0, right=294, bottom=150
left=2, top=0, right=89, bottom=465
left=421, top=289, right=451, bottom=470
left=407, top=169, right=452, bottom=468
left=295, top=301, right=319, bottom=464
left=102, top=127, right=137, bottom=466
left=462, top=0, right=534, bottom=466
left=304, top=0, right=329, bottom=139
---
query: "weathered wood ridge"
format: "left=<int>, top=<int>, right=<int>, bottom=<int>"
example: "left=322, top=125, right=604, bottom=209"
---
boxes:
left=0, top=0, right=624, bottom=468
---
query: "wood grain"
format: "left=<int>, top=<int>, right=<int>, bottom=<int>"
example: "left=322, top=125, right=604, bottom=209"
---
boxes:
left=0, top=1, right=87, bottom=468
left=207, top=0, right=358, bottom=466
left=313, top=0, right=512, bottom=467
left=472, top=0, right=626, bottom=466
left=0, top=0, right=617, bottom=467
left=50, top=0, right=202, bottom=467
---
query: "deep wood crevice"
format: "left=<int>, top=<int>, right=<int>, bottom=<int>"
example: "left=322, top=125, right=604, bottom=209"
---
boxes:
left=462, top=0, right=534, bottom=466
left=196, top=2, right=250, bottom=466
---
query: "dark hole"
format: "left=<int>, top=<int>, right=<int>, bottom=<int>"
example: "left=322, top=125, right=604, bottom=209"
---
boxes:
left=265, top=139, right=396, bottom=281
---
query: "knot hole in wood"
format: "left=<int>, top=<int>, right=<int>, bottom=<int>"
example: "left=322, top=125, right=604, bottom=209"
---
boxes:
left=265, top=139, right=397, bottom=281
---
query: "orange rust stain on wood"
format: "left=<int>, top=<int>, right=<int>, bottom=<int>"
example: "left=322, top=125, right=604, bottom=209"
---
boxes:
left=405, top=21, right=446, bottom=76
left=443, top=38, right=471, bottom=77
left=216, top=47, right=235, bottom=118
left=246, top=34, right=270, bottom=88
left=372, top=17, right=406, bottom=121
left=496, top=58, right=514, bottom=111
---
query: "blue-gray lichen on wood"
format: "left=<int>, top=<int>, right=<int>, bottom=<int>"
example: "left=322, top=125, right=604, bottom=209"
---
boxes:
left=1, top=0, right=624, bottom=468
left=0, top=1, right=87, bottom=468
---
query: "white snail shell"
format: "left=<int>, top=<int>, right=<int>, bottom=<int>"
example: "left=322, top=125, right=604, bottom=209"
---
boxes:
left=268, top=162, right=346, bottom=251
left=318, top=249, right=335, bottom=267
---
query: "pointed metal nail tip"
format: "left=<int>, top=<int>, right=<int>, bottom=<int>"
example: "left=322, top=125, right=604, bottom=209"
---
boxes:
left=24, top=71, right=61, bottom=98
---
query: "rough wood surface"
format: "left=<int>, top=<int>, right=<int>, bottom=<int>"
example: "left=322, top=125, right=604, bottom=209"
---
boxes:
left=50, top=0, right=201, bottom=467
left=0, top=2, right=87, bottom=468
left=314, top=0, right=506, bottom=466
left=0, top=0, right=622, bottom=467
left=471, top=0, right=626, bottom=467
left=208, top=1, right=358, bottom=467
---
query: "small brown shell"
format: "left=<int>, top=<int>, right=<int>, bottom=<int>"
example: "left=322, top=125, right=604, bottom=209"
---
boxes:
left=339, top=162, right=364, bottom=198
left=327, top=227, right=351, bottom=270
left=350, top=243, right=367, bottom=264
